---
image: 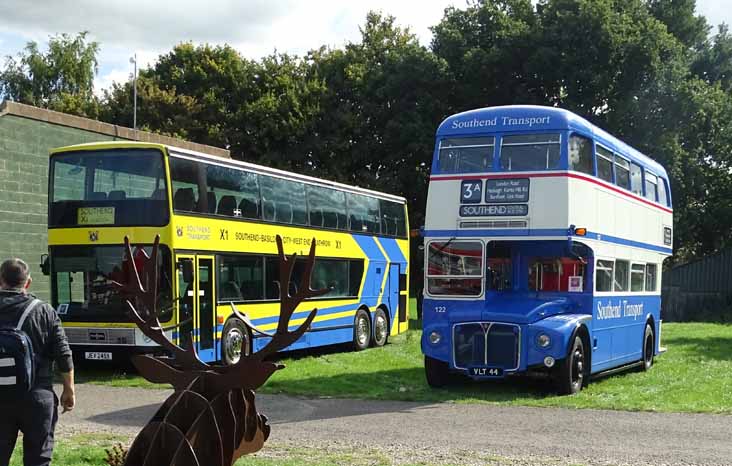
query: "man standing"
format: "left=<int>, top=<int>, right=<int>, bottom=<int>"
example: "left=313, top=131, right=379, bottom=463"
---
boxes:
left=0, top=258, right=74, bottom=466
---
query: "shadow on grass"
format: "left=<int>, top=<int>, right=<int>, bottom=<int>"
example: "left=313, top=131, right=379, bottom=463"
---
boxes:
left=665, top=336, right=732, bottom=361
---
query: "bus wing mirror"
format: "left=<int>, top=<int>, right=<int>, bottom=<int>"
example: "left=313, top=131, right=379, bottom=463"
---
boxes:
left=40, top=254, right=50, bottom=276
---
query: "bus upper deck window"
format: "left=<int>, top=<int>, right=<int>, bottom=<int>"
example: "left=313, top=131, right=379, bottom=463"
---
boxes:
left=499, top=134, right=560, bottom=171
left=614, top=156, right=631, bottom=190
left=438, top=137, right=494, bottom=173
left=630, top=162, right=643, bottom=196
left=568, top=135, right=593, bottom=175
left=658, top=178, right=669, bottom=206
left=644, top=172, right=658, bottom=202
left=596, top=146, right=614, bottom=183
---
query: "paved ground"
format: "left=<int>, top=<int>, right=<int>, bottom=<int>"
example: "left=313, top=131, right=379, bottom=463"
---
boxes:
left=57, top=383, right=732, bottom=466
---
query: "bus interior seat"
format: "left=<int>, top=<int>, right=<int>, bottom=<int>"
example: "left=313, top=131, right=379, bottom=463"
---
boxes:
left=89, top=192, right=107, bottom=201
left=205, top=192, right=217, bottom=214
left=238, top=198, right=259, bottom=218
left=276, top=202, right=293, bottom=223
left=220, top=281, right=243, bottom=301
left=217, top=195, right=237, bottom=216
left=323, top=211, right=338, bottom=228
left=108, top=190, right=127, bottom=200
left=310, top=209, right=324, bottom=227
left=150, top=189, right=166, bottom=200
left=349, top=215, right=364, bottom=231
left=262, top=200, right=276, bottom=220
left=173, top=188, right=196, bottom=211
left=239, top=280, right=262, bottom=301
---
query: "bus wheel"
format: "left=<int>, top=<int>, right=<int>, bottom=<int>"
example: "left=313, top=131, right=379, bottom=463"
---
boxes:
left=641, top=323, right=655, bottom=371
left=372, top=308, right=389, bottom=347
left=424, top=356, right=450, bottom=388
left=353, top=309, right=371, bottom=351
left=556, top=334, right=585, bottom=395
left=222, top=318, right=251, bottom=365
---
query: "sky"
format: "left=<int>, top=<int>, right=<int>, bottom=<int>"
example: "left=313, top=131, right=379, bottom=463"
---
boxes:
left=0, top=0, right=730, bottom=95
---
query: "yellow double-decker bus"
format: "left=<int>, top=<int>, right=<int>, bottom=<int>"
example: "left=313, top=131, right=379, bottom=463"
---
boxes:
left=43, top=141, right=409, bottom=364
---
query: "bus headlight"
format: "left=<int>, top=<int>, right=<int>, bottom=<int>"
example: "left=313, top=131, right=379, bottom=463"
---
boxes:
left=544, top=356, right=555, bottom=368
left=429, top=331, right=441, bottom=345
left=536, top=333, right=551, bottom=348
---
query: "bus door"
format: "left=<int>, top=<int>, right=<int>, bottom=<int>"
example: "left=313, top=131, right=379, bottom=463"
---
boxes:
left=387, top=264, right=400, bottom=327
left=175, top=254, right=218, bottom=363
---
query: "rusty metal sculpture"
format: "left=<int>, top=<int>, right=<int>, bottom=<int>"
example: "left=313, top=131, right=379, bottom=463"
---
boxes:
left=113, top=234, right=327, bottom=466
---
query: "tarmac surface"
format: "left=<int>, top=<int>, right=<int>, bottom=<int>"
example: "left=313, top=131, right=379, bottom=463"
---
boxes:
left=56, top=383, right=732, bottom=465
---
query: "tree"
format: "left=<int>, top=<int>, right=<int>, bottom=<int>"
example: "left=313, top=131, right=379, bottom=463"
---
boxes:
left=431, top=0, right=540, bottom=111
left=305, top=12, right=452, bottom=223
left=0, top=32, right=100, bottom=117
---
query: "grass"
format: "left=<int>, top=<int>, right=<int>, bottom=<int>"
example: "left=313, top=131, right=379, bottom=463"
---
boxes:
left=9, top=433, right=125, bottom=466
left=81, top=321, right=732, bottom=414
left=9, top=435, right=586, bottom=466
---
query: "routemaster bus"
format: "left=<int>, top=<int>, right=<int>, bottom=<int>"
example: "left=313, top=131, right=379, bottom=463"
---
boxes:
left=421, top=106, right=672, bottom=394
left=44, top=141, right=409, bottom=364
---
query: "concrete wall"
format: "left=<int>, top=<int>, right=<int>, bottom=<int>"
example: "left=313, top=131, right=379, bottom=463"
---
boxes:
left=0, top=101, right=228, bottom=301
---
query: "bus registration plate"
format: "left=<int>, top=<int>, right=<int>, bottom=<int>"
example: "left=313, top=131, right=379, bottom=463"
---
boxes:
left=469, top=367, right=504, bottom=378
left=85, top=352, right=112, bottom=361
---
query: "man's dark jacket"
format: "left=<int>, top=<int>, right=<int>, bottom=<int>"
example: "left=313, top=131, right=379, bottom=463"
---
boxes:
left=0, top=290, right=73, bottom=388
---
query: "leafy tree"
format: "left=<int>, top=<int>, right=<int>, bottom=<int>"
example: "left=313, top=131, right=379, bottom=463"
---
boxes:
left=431, top=0, right=540, bottom=111
left=0, top=32, right=100, bottom=117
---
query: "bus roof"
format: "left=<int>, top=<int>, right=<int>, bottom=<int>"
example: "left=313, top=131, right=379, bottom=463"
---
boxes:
left=51, top=141, right=407, bottom=204
left=436, top=105, right=668, bottom=179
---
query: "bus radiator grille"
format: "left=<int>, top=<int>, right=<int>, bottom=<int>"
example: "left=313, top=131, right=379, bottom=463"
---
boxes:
left=453, top=323, right=519, bottom=370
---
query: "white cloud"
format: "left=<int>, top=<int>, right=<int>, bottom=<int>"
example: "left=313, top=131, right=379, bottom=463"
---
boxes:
left=1, top=0, right=457, bottom=93
left=696, top=0, right=732, bottom=32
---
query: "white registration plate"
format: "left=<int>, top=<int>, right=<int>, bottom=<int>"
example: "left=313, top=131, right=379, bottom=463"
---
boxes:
left=85, top=351, right=113, bottom=361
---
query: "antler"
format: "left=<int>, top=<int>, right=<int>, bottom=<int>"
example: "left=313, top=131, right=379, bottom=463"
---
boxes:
left=212, top=236, right=328, bottom=389
left=113, top=235, right=209, bottom=371
left=254, top=236, right=330, bottom=359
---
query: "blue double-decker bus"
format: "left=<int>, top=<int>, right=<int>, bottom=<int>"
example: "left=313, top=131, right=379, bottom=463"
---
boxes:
left=421, top=106, right=672, bottom=394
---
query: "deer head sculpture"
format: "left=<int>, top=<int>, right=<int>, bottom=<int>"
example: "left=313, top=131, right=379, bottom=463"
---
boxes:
left=114, top=234, right=328, bottom=466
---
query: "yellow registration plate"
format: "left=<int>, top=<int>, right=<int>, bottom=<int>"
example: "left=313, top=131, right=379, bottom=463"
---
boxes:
left=78, top=207, right=115, bottom=225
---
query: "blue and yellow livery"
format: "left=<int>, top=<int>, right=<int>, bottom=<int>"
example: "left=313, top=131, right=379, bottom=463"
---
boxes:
left=46, top=141, right=409, bottom=363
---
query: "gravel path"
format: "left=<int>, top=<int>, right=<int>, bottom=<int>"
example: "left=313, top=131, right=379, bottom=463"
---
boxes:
left=56, top=383, right=732, bottom=466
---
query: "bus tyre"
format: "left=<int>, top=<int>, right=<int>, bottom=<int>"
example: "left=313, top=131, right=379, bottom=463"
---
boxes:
left=222, top=318, right=251, bottom=365
left=556, top=334, right=586, bottom=395
left=353, top=309, right=371, bottom=351
left=641, top=323, right=655, bottom=371
left=424, top=356, right=450, bottom=388
left=372, top=308, right=389, bottom=347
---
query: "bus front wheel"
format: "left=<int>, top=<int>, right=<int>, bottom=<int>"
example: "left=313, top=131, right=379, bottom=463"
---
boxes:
left=353, top=309, right=371, bottom=351
left=425, top=356, right=450, bottom=388
left=641, top=323, right=655, bottom=371
left=556, top=334, right=586, bottom=395
left=222, top=318, right=251, bottom=365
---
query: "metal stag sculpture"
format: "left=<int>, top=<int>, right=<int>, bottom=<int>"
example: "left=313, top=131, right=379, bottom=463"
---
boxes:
left=114, top=234, right=328, bottom=466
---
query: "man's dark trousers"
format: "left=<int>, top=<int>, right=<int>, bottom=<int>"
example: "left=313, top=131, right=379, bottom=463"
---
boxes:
left=0, top=387, right=58, bottom=466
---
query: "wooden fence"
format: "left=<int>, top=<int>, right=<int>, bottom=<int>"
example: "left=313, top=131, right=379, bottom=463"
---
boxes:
left=662, top=248, right=732, bottom=322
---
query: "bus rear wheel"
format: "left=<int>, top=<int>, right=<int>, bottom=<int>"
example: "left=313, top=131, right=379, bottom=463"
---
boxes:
left=425, top=356, right=450, bottom=388
left=372, top=308, right=389, bottom=347
left=556, top=334, right=586, bottom=395
left=222, top=318, right=251, bottom=365
left=353, top=309, right=371, bottom=351
left=641, top=323, right=655, bottom=371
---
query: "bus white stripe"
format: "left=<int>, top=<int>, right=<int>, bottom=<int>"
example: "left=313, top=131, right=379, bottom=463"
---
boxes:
left=0, top=358, right=15, bottom=368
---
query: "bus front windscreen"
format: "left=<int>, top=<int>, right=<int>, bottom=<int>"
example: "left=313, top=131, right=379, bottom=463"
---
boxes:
left=51, top=244, right=172, bottom=323
left=49, top=149, right=169, bottom=227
